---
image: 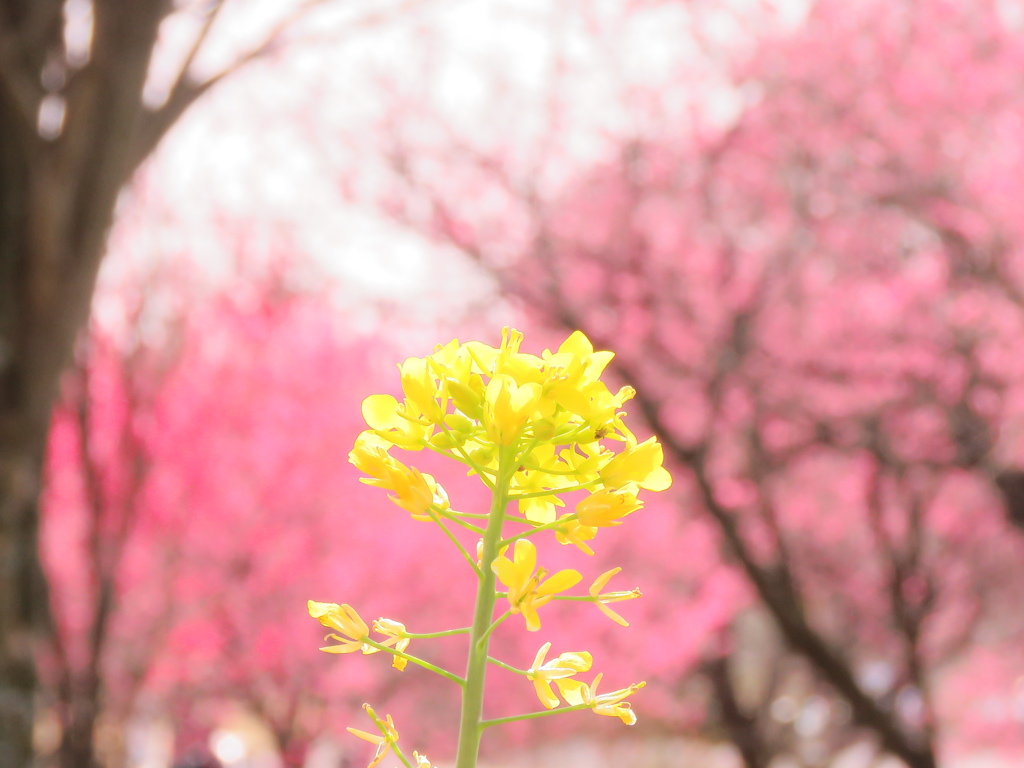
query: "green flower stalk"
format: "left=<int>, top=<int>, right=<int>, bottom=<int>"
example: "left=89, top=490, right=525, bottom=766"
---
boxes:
left=308, top=328, right=672, bottom=768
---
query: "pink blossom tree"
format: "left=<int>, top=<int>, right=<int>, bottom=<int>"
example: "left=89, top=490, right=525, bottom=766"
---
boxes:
left=43, top=268, right=752, bottom=766
left=363, top=1, right=1024, bottom=765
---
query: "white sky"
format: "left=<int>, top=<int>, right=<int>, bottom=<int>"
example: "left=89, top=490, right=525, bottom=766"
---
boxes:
left=98, top=0, right=811, bottom=332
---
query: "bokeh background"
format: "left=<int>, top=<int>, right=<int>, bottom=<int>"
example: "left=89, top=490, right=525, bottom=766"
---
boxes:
left=24, top=0, right=1024, bottom=766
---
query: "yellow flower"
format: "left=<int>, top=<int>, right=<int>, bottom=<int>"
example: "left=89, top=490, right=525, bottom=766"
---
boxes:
left=346, top=705, right=399, bottom=768
left=348, top=431, right=396, bottom=483
left=349, top=432, right=447, bottom=521
left=383, top=465, right=447, bottom=521
left=541, top=333, right=613, bottom=407
left=412, top=752, right=435, bottom=768
left=512, top=444, right=599, bottom=523
left=544, top=330, right=614, bottom=381
left=372, top=618, right=411, bottom=671
left=557, top=443, right=605, bottom=480
left=598, top=436, right=672, bottom=491
left=517, top=493, right=562, bottom=525
left=553, top=516, right=597, bottom=556
left=576, top=673, right=646, bottom=725
left=361, top=394, right=431, bottom=449
left=492, top=539, right=582, bottom=631
left=465, top=326, right=546, bottom=386
left=308, top=601, right=371, bottom=654
left=526, top=642, right=593, bottom=709
left=538, top=331, right=638, bottom=436
left=399, top=356, right=444, bottom=422
left=483, top=373, right=543, bottom=446
left=576, top=489, right=643, bottom=527
left=588, top=568, right=642, bottom=627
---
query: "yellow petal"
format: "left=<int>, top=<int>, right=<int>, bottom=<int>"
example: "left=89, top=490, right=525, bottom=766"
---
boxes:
left=589, top=567, right=621, bottom=596
left=346, top=728, right=384, bottom=745
left=533, top=678, right=560, bottom=709
left=530, top=642, right=551, bottom=671
left=512, top=539, right=537, bottom=575
left=308, top=600, right=339, bottom=619
left=643, top=466, right=673, bottom=492
left=555, top=651, right=593, bottom=672
left=555, top=677, right=591, bottom=706
left=595, top=601, right=629, bottom=627
left=521, top=602, right=542, bottom=632
left=492, top=557, right=518, bottom=589
left=557, top=330, right=594, bottom=357
left=537, top=569, right=582, bottom=596
left=362, top=394, right=402, bottom=430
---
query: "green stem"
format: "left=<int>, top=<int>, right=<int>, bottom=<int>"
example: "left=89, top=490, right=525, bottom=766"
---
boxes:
left=477, top=609, right=512, bottom=646
left=438, top=511, right=486, bottom=535
left=404, top=628, right=471, bottom=639
left=479, top=703, right=590, bottom=729
left=518, top=464, right=585, bottom=476
left=500, top=515, right=578, bottom=546
left=429, top=424, right=497, bottom=487
left=553, top=590, right=640, bottom=602
left=360, top=638, right=465, bottom=685
left=442, top=510, right=493, bottom=520
left=454, top=446, right=514, bottom=768
left=427, top=508, right=482, bottom=577
left=510, top=480, right=599, bottom=500
left=390, top=743, right=415, bottom=768
left=502, top=512, right=542, bottom=525
left=486, top=656, right=528, bottom=675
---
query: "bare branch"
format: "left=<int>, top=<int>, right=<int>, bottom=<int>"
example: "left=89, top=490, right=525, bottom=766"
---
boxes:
left=133, top=0, right=426, bottom=170
left=172, top=0, right=230, bottom=96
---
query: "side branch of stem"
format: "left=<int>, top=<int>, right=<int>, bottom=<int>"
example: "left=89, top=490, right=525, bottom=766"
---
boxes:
left=480, top=704, right=590, bottom=729
left=360, top=638, right=466, bottom=686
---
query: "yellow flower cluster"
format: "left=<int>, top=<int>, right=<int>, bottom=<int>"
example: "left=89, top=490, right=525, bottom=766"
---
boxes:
left=350, top=328, right=671, bottom=531
left=312, top=329, right=672, bottom=768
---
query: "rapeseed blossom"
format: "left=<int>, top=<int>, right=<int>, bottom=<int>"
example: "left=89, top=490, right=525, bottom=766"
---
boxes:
left=492, top=539, right=582, bottom=631
left=310, top=328, right=671, bottom=768
left=372, top=619, right=411, bottom=671
left=308, top=601, right=371, bottom=654
left=346, top=706, right=400, bottom=768
left=527, top=642, right=593, bottom=709
left=563, top=673, right=647, bottom=726
left=589, top=568, right=642, bottom=627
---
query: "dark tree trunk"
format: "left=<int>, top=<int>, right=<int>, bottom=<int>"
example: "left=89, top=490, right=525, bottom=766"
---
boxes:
left=0, top=0, right=387, bottom=762
left=706, top=656, right=772, bottom=768
left=0, top=2, right=172, bottom=764
left=55, top=674, right=102, bottom=768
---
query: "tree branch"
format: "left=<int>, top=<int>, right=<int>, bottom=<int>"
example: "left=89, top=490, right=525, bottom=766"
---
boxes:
left=130, top=0, right=339, bottom=171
